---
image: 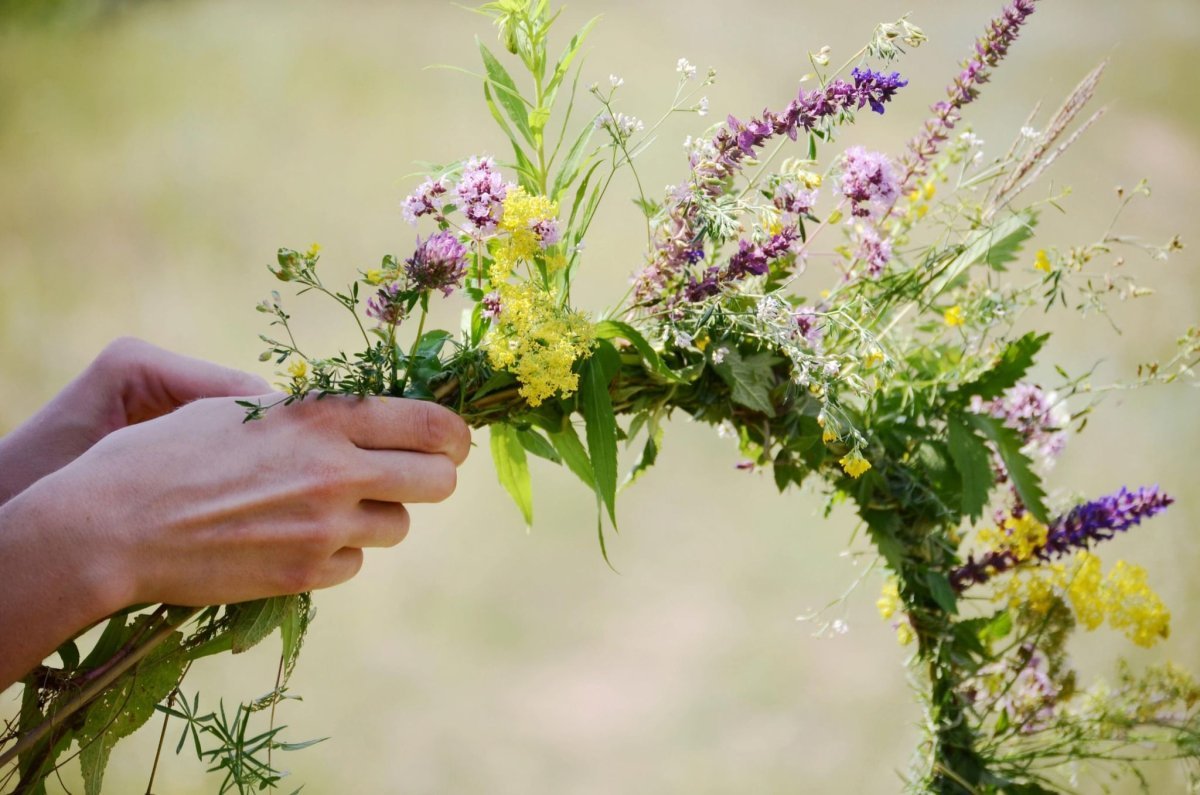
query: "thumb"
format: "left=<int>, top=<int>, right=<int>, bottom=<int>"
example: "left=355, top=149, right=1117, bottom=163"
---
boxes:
left=112, top=339, right=270, bottom=423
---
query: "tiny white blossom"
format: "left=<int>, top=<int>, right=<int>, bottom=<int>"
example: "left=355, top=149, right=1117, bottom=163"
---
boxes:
left=712, top=346, right=729, bottom=364
left=676, top=57, right=697, bottom=80
left=696, top=96, right=709, bottom=117
left=717, top=420, right=736, bottom=439
left=1020, top=125, right=1041, bottom=140
left=609, top=74, right=624, bottom=88
left=831, top=619, right=849, bottom=635
left=673, top=329, right=694, bottom=348
left=824, top=359, right=840, bottom=378
left=791, top=365, right=811, bottom=386
left=959, top=131, right=984, bottom=148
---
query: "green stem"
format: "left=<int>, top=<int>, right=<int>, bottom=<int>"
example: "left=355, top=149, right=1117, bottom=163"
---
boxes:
left=398, top=307, right=428, bottom=395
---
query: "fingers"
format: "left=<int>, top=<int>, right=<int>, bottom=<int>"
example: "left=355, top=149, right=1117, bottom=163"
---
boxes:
left=332, top=397, right=471, bottom=464
left=99, top=337, right=271, bottom=424
left=307, top=547, right=364, bottom=591
left=347, top=500, right=410, bottom=548
left=356, top=450, right=459, bottom=504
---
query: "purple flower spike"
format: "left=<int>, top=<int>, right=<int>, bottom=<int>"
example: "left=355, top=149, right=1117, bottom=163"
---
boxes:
left=950, top=485, right=1174, bottom=591
left=405, top=231, right=468, bottom=296
left=455, top=156, right=509, bottom=233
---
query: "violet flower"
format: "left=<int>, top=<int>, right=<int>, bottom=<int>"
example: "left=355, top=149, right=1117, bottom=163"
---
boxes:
left=405, top=231, right=468, bottom=296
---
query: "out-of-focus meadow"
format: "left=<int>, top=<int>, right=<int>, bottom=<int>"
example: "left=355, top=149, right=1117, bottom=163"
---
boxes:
left=1, top=0, right=1197, bottom=792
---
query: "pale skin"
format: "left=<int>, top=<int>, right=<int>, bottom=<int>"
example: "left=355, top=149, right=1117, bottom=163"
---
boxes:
left=0, top=337, right=470, bottom=692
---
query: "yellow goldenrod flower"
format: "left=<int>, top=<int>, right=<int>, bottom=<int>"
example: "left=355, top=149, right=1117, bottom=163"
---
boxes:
left=491, top=187, right=560, bottom=282
left=1034, top=249, right=1052, bottom=273
left=839, top=450, right=872, bottom=479
left=944, top=305, right=965, bottom=327
left=877, top=579, right=901, bottom=620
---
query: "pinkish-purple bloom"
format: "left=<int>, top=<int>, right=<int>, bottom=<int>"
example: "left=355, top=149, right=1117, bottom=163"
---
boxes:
left=366, top=283, right=405, bottom=325
left=455, top=157, right=509, bottom=233
left=854, top=226, right=893, bottom=277
left=401, top=177, right=448, bottom=225
left=839, top=147, right=899, bottom=218
left=405, top=231, right=468, bottom=296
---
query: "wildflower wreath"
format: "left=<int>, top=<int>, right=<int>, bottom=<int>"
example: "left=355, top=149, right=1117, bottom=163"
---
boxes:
left=4, top=1, right=1199, bottom=793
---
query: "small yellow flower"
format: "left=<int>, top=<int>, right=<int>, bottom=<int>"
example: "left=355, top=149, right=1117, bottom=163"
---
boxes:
left=305, top=242, right=322, bottom=259
left=944, top=305, right=965, bottom=327
left=822, top=428, right=838, bottom=444
left=895, top=622, right=915, bottom=646
left=864, top=348, right=885, bottom=368
left=877, top=579, right=901, bottom=620
left=1034, top=249, right=1052, bottom=273
left=839, top=450, right=872, bottom=479
left=287, top=359, right=308, bottom=380
left=364, top=269, right=386, bottom=286
left=923, top=181, right=936, bottom=201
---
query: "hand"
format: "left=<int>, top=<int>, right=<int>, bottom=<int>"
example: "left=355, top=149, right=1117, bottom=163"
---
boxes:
left=0, top=389, right=469, bottom=689
left=0, top=337, right=269, bottom=506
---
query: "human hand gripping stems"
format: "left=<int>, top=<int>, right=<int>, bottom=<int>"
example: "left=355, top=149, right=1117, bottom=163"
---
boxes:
left=4, top=0, right=1200, bottom=792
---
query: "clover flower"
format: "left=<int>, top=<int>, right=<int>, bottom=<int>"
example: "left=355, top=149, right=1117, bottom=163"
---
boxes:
left=366, top=282, right=406, bottom=325
left=401, top=177, right=448, bottom=225
left=839, top=146, right=899, bottom=218
left=405, top=231, right=468, bottom=296
left=456, top=156, right=509, bottom=233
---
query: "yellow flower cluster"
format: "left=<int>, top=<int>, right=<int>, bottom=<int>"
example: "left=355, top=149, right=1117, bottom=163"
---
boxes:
left=943, top=304, right=965, bottom=327
left=997, top=551, right=1171, bottom=648
left=1034, top=248, right=1052, bottom=273
left=484, top=281, right=594, bottom=406
left=977, top=512, right=1050, bottom=565
left=491, top=187, right=562, bottom=281
left=839, top=450, right=872, bottom=479
left=903, top=179, right=936, bottom=223
left=877, top=579, right=901, bottom=620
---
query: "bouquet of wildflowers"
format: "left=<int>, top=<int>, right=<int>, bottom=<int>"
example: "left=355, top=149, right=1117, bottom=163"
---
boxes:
left=5, top=0, right=1199, bottom=792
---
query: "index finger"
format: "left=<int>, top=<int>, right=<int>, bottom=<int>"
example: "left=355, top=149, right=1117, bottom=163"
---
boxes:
left=335, top=397, right=471, bottom=465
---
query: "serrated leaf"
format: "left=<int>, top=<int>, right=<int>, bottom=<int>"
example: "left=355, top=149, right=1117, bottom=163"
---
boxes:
left=860, top=508, right=905, bottom=572
left=78, top=624, right=186, bottom=795
left=580, top=341, right=621, bottom=527
left=960, top=332, right=1049, bottom=402
left=490, top=423, right=534, bottom=528
left=622, top=419, right=662, bottom=488
left=966, top=413, right=1049, bottom=523
left=517, top=427, right=562, bottom=464
left=228, top=596, right=291, bottom=654
left=928, top=209, right=1037, bottom=299
left=548, top=418, right=595, bottom=490
left=926, top=571, right=959, bottom=615
left=713, top=349, right=778, bottom=417
left=947, top=414, right=994, bottom=521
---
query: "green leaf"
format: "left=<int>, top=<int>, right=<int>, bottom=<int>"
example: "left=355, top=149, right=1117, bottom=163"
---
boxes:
left=549, top=418, right=595, bottom=490
left=228, top=596, right=292, bottom=654
left=946, top=414, right=994, bottom=521
left=960, top=332, right=1049, bottom=402
left=966, top=413, right=1049, bottom=523
left=595, top=319, right=682, bottom=382
left=550, top=117, right=597, bottom=201
left=78, top=624, right=187, bottom=795
left=544, top=15, right=598, bottom=104
left=623, top=419, right=663, bottom=488
left=517, top=427, right=562, bottom=464
left=979, top=610, right=1013, bottom=645
left=928, top=209, right=1037, bottom=299
left=279, top=592, right=312, bottom=686
left=925, top=571, right=959, bottom=615
left=713, top=349, right=779, bottom=417
left=580, top=341, right=621, bottom=527
left=490, top=423, right=534, bottom=527
left=860, top=508, right=904, bottom=572
left=478, top=39, right=534, bottom=147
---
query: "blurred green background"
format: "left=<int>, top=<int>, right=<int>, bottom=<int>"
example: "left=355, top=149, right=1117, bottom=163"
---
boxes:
left=0, top=1, right=1197, bottom=792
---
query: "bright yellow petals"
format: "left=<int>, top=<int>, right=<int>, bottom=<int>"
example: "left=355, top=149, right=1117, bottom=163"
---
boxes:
left=305, top=242, right=322, bottom=259
left=839, top=450, right=872, bottom=479
left=1034, top=248, right=1052, bottom=273
left=484, top=282, right=594, bottom=406
left=977, top=512, right=1050, bottom=566
left=877, top=579, right=901, bottom=620
left=491, top=187, right=560, bottom=282
left=822, top=428, right=838, bottom=444
left=923, top=181, right=936, bottom=201
left=895, top=623, right=915, bottom=646
left=286, top=359, right=308, bottom=380
left=364, top=269, right=387, bottom=286
left=864, top=348, right=885, bottom=368
left=944, top=305, right=965, bottom=327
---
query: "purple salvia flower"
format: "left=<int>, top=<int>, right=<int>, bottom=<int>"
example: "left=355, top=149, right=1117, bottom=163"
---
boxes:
left=455, top=156, right=509, bottom=233
left=839, top=147, right=899, bottom=218
left=366, top=283, right=406, bottom=326
left=898, top=0, right=1038, bottom=194
left=851, top=67, right=910, bottom=114
left=401, top=177, right=448, bottom=225
left=404, top=231, right=468, bottom=296
left=684, top=227, right=800, bottom=301
left=951, top=485, right=1174, bottom=591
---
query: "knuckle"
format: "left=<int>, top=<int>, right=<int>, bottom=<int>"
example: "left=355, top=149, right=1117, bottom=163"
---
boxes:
left=276, top=563, right=319, bottom=594
left=414, top=402, right=459, bottom=452
left=428, top=455, right=458, bottom=502
left=386, top=506, right=411, bottom=546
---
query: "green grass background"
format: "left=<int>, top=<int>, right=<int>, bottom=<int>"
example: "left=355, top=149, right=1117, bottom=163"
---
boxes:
left=0, top=1, right=1197, bottom=791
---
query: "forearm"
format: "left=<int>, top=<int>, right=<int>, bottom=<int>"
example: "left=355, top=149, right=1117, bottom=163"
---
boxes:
left=0, top=484, right=127, bottom=692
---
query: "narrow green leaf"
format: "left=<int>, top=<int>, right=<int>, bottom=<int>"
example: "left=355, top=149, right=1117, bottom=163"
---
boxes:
left=966, top=413, right=1049, bottom=523
left=549, top=418, right=595, bottom=490
left=490, top=423, right=534, bottom=527
left=550, top=118, right=597, bottom=201
left=713, top=349, right=779, bottom=417
left=946, top=414, right=994, bottom=521
left=478, top=39, right=534, bottom=146
left=595, top=319, right=682, bottom=382
left=544, top=15, right=599, bottom=104
left=517, top=427, right=562, bottom=464
left=580, top=341, right=621, bottom=527
left=925, top=571, right=959, bottom=615
left=623, top=419, right=663, bottom=488
left=928, top=209, right=1037, bottom=299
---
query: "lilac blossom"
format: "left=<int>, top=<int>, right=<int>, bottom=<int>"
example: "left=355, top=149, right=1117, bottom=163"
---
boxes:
left=898, top=0, right=1038, bottom=193
left=455, top=157, right=509, bottom=233
left=401, top=177, right=448, bottom=225
left=404, top=231, right=468, bottom=296
left=951, top=486, right=1174, bottom=591
left=839, top=147, right=899, bottom=218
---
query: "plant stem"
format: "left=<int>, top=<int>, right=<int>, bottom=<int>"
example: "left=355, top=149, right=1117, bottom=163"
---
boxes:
left=398, top=308, right=428, bottom=395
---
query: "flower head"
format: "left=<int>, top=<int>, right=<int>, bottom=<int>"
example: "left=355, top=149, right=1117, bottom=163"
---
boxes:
left=401, top=177, right=448, bottom=225
left=839, top=146, right=899, bottom=218
left=366, top=283, right=406, bottom=326
left=455, top=157, right=509, bottom=233
left=405, top=231, right=468, bottom=296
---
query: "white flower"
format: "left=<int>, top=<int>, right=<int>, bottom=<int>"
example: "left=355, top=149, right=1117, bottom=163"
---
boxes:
left=1020, top=126, right=1041, bottom=140
left=676, top=57, right=697, bottom=80
left=717, top=420, right=736, bottom=439
left=959, top=131, right=984, bottom=148
left=823, top=359, right=840, bottom=378
left=609, top=74, right=624, bottom=88
left=831, top=619, right=849, bottom=635
left=712, top=346, right=729, bottom=365
left=673, top=329, right=694, bottom=348
left=696, top=96, right=709, bottom=117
